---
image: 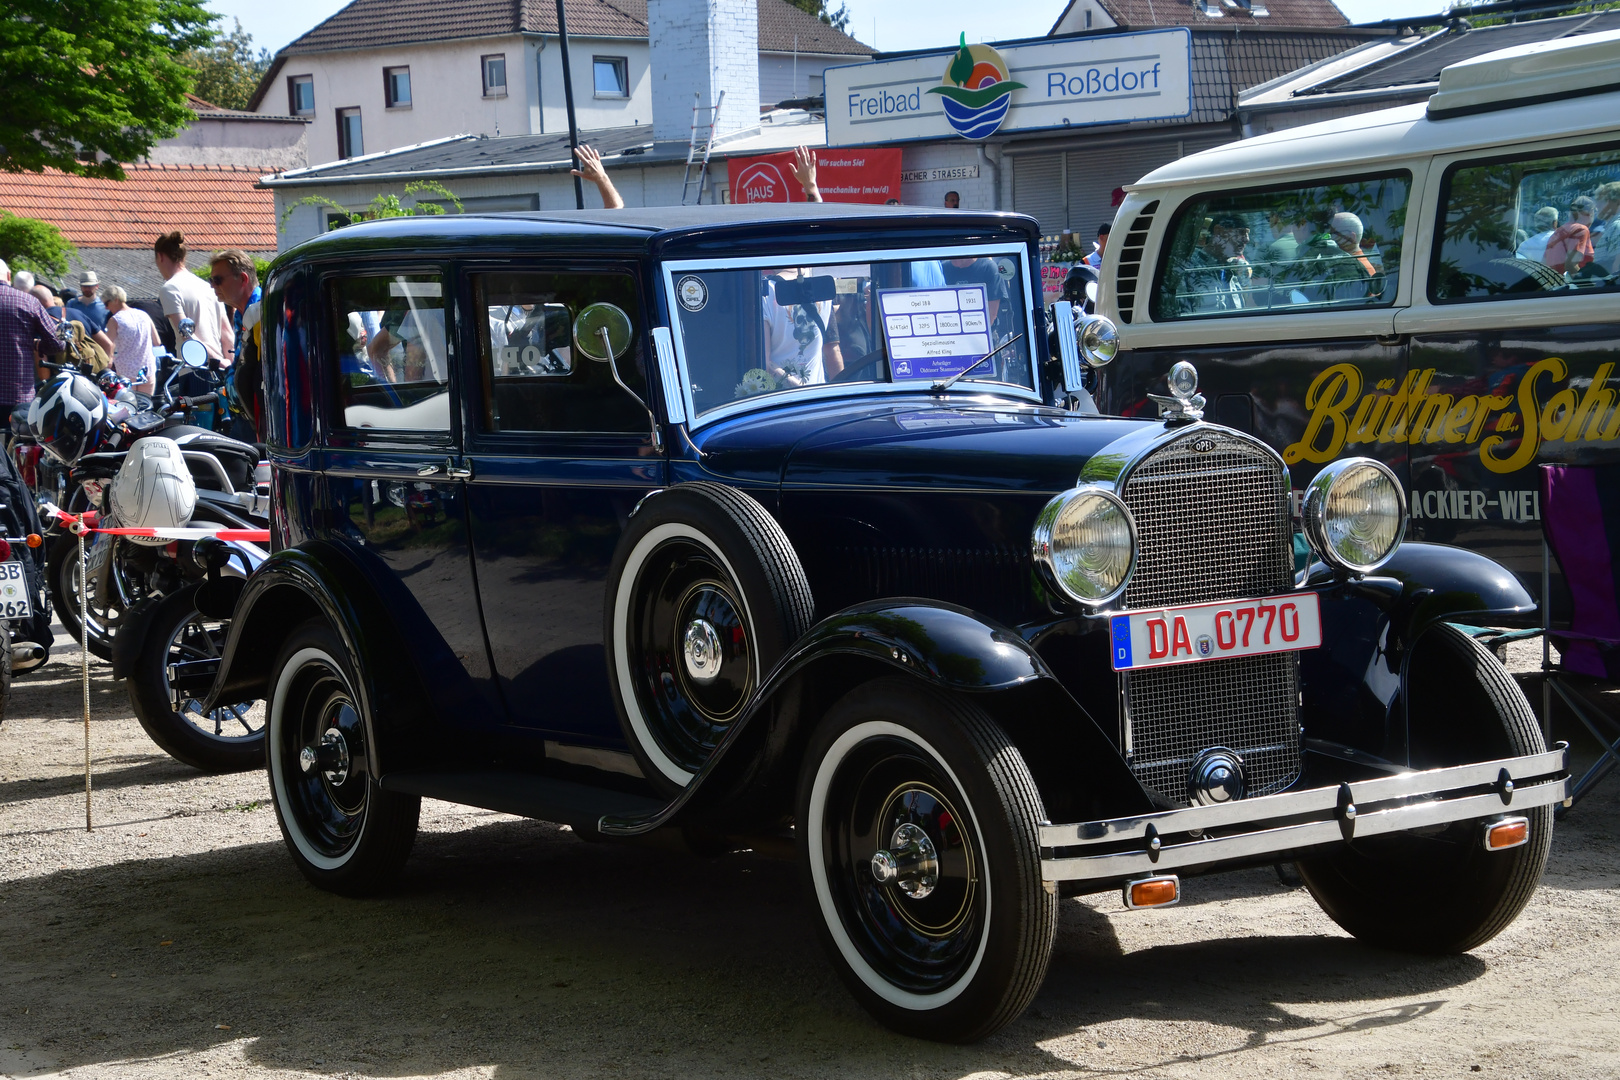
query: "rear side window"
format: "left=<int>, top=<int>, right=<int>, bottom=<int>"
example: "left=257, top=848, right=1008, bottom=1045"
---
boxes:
left=1151, top=173, right=1410, bottom=321
left=1431, top=144, right=1620, bottom=303
left=328, top=274, right=451, bottom=432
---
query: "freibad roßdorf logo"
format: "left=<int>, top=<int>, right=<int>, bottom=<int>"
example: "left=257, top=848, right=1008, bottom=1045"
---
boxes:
left=928, top=34, right=1025, bottom=140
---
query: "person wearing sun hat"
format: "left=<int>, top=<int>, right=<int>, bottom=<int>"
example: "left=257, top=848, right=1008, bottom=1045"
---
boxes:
left=65, top=270, right=109, bottom=334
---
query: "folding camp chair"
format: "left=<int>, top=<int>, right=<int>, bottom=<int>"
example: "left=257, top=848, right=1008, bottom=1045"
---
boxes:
left=1536, top=463, right=1620, bottom=809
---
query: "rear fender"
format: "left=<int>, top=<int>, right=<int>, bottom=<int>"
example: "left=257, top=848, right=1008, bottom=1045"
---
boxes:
left=200, top=538, right=467, bottom=773
left=602, top=599, right=1151, bottom=836
left=109, top=594, right=164, bottom=680
left=1301, top=541, right=1536, bottom=768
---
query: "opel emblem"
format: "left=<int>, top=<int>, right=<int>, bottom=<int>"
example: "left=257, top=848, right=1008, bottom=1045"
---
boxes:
left=1192, top=437, right=1216, bottom=453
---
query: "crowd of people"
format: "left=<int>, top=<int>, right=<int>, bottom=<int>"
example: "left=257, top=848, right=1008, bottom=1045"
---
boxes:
left=1514, top=183, right=1620, bottom=278
left=1170, top=208, right=1390, bottom=315
left=0, top=232, right=265, bottom=443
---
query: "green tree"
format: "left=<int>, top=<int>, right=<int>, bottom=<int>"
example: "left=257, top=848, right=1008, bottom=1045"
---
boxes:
left=785, top=0, right=851, bottom=32
left=279, top=182, right=466, bottom=232
left=177, top=18, right=271, bottom=110
left=0, top=0, right=216, bottom=179
left=0, top=209, right=77, bottom=277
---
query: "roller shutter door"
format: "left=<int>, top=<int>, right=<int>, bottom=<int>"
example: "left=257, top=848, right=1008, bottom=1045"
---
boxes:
left=1064, top=135, right=1236, bottom=241
left=1012, top=154, right=1066, bottom=237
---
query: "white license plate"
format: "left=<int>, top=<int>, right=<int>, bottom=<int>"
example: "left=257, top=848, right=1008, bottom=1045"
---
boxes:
left=0, top=561, right=31, bottom=620
left=1110, top=591, right=1321, bottom=672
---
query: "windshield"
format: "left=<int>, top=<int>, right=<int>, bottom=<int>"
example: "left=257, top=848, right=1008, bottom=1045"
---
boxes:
left=664, top=247, right=1035, bottom=422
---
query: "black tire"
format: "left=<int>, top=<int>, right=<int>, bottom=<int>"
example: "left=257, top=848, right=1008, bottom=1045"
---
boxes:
left=0, top=631, right=11, bottom=728
left=127, top=584, right=263, bottom=772
left=797, top=677, right=1055, bottom=1042
left=1297, top=622, right=1552, bottom=953
left=604, top=482, right=814, bottom=794
left=266, top=619, right=419, bottom=896
left=48, top=532, right=119, bottom=662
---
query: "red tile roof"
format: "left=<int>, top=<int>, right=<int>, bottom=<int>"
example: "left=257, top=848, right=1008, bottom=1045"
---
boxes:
left=0, top=165, right=277, bottom=251
left=1054, top=0, right=1349, bottom=31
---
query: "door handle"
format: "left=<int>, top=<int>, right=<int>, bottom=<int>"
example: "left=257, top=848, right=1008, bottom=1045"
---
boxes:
left=416, top=463, right=441, bottom=476
left=1374, top=333, right=1407, bottom=347
left=444, top=457, right=472, bottom=480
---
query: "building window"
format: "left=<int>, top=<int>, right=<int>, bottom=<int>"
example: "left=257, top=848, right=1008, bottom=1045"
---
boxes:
left=288, top=75, right=315, bottom=116
left=1085, top=8, right=1093, bottom=27
left=482, top=54, right=507, bottom=97
left=385, top=66, right=411, bottom=108
left=593, top=56, right=628, bottom=98
left=337, top=108, right=364, bottom=159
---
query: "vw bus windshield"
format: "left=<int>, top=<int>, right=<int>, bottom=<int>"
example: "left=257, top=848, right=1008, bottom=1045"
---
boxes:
left=663, top=247, right=1036, bottom=422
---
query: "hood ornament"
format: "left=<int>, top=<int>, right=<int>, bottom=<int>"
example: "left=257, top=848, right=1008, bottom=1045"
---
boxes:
left=1148, top=361, right=1205, bottom=423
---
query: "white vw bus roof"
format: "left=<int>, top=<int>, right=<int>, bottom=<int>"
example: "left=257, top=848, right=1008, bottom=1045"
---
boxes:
left=1132, top=29, right=1620, bottom=191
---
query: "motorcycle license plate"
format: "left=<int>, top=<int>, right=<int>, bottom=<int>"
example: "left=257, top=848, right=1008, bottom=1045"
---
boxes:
left=0, top=561, right=32, bottom=620
left=1110, top=592, right=1321, bottom=672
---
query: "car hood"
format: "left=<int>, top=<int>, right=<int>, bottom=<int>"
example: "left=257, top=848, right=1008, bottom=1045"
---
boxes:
left=690, top=394, right=1151, bottom=494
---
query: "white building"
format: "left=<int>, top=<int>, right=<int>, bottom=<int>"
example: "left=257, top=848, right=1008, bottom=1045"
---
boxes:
left=247, top=0, right=873, bottom=167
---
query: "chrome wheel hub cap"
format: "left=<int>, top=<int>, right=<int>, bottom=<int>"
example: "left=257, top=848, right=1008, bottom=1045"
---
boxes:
left=299, top=726, right=352, bottom=786
left=682, top=617, right=722, bottom=683
left=869, top=822, right=940, bottom=899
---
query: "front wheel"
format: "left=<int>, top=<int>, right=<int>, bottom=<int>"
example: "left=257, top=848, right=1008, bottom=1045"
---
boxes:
left=1297, top=623, right=1552, bottom=953
left=798, top=678, right=1055, bottom=1042
left=127, top=584, right=263, bottom=772
left=267, top=620, right=419, bottom=896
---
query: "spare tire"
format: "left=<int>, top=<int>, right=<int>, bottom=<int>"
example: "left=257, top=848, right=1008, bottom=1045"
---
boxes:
left=604, top=483, right=814, bottom=795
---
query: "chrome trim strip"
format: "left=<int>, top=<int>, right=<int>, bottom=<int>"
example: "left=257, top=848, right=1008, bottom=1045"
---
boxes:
left=1041, top=777, right=1566, bottom=882
left=1040, top=746, right=1566, bottom=848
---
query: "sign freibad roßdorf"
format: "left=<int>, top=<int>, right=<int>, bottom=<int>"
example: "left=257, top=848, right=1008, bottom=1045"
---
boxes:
left=824, top=29, right=1192, bottom=147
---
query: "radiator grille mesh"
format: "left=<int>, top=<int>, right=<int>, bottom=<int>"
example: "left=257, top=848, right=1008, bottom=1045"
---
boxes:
left=1117, top=429, right=1301, bottom=806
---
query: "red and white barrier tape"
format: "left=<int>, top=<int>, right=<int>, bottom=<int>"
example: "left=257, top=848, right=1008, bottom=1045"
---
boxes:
left=41, top=502, right=269, bottom=544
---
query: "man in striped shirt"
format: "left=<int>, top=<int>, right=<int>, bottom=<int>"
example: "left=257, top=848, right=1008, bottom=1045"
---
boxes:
left=0, top=259, right=66, bottom=415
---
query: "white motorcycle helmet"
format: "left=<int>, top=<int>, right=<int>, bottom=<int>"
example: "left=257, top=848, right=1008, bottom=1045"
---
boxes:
left=109, top=437, right=197, bottom=546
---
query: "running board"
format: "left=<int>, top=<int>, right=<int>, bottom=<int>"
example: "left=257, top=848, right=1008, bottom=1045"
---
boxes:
left=380, top=771, right=665, bottom=838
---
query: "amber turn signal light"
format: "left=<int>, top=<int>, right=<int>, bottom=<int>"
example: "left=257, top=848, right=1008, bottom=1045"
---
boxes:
left=1483, top=816, right=1529, bottom=852
left=25, top=533, right=41, bottom=548
left=1124, top=875, right=1180, bottom=909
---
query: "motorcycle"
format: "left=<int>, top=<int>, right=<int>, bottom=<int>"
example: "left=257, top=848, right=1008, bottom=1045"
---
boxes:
left=35, top=336, right=269, bottom=771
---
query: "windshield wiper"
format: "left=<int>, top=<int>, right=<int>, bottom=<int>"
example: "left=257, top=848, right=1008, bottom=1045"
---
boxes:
left=931, top=333, right=1026, bottom=392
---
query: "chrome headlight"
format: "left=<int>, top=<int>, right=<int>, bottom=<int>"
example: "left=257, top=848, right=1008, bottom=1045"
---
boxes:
left=1033, top=486, right=1138, bottom=605
left=1079, top=315, right=1118, bottom=367
left=1302, top=458, right=1406, bottom=574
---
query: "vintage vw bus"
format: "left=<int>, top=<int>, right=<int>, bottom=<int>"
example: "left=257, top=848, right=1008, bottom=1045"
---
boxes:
left=205, top=204, right=1565, bottom=1042
left=1098, top=30, right=1620, bottom=609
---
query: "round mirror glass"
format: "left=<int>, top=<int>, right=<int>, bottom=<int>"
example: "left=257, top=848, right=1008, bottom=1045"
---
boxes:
left=573, top=303, right=633, bottom=362
left=179, top=339, right=209, bottom=368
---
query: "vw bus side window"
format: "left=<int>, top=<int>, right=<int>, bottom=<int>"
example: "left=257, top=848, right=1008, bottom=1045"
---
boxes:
left=1431, top=146, right=1620, bottom=302
left=329, top=274, right=451, bottom=431
left=1150, top=174, right=1410, bottom=320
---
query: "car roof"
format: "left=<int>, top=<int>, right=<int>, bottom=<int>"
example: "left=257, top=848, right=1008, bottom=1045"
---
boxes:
left=1132, top=31, right=1620, bottom=190
left=278, top=203, right=1041, bottom=265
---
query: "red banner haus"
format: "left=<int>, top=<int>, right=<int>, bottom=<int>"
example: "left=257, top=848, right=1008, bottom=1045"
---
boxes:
left=729, top=148, right=902, bottom=204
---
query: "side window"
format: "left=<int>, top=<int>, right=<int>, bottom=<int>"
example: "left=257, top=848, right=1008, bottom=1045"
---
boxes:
left=1431, top=145, right=1620, bottom=303
left=1151, top=173, right=1410, bottom=320
left=472, top=270, right=648, bottom=434
left=328, top=274, right=451, bottom=432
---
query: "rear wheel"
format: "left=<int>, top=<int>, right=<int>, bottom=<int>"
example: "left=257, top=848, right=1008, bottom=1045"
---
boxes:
left=1297, top=622, right=1552, bottom=953
left=127, top=584, right=263, bottom=772
left=267, top=620, right=418, bottom=896
left=798, top=678, right=1054, bottom=1042
left=48, top=533, right=121, bottom=662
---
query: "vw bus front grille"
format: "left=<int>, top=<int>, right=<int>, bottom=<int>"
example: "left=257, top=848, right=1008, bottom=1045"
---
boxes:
left=1117, top=429, right=1300, bottom=805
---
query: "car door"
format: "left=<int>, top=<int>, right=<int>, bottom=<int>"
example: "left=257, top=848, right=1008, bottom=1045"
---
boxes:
left=318, top=266, right=503, bottom=724
left=1396, top=137, right=1620, bottom=612
left=460, top=262, right=665, bottom=745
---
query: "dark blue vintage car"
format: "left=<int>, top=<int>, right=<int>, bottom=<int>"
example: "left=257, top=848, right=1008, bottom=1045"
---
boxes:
left=204, top=204, right=1567, bottom=1041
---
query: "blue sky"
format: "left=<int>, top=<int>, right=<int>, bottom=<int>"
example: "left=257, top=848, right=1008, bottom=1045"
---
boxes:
left=210, top=0, right=1439, bottom=58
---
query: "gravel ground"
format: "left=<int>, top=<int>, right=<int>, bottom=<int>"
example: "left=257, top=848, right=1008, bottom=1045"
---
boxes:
left=1, top=631, right=1618, bottom=1080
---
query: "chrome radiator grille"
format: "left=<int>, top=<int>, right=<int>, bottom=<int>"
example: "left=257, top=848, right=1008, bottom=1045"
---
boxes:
left=1121, top=430, right=1293, bottom=609
left=1117, top=429, right=1300, bottom=806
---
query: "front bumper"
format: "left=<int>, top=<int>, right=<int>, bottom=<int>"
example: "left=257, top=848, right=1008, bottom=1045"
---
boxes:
left=1040, top=746, right=1568, bottom=883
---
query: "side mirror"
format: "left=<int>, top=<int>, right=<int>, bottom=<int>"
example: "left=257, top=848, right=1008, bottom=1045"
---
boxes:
left=571, top=302, right=662, bottom=450
left=179, top=339, right=209, bottom=368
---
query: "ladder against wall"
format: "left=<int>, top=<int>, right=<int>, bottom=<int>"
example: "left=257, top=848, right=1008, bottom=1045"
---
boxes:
left=681, top=91, right=725, bottom=206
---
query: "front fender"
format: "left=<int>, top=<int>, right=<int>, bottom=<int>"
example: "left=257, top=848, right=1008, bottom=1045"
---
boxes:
left=109, top=594, right=164, bottom=680
left=602, top=599, right=1150, bottom=836
left=1301, top=541, right=1535, bottom=766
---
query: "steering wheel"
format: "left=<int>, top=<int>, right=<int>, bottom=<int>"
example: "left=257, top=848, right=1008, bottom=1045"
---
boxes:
left=830, top=348, right=887, bottom=384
